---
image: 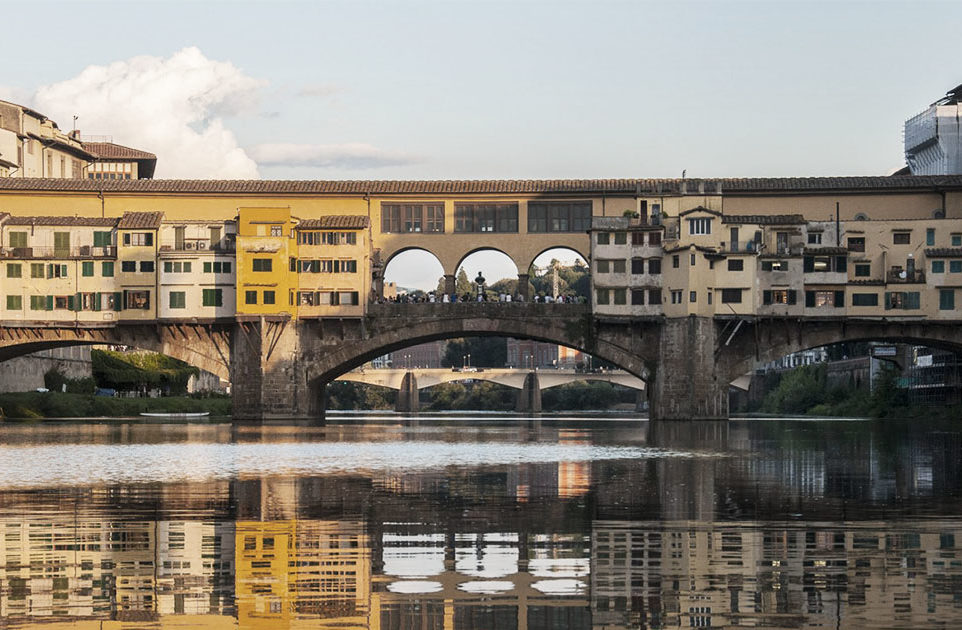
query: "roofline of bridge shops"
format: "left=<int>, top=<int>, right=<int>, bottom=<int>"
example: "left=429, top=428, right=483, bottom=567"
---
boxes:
left=1, top=175, right=962, bottom=197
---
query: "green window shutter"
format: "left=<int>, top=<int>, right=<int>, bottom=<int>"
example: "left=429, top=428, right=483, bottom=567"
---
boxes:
left=203, top=262, right=212, bottom=273
left=805, top=291, right=815, bottom=307
left=184, top=262, right=191, bottom=273
left=223, top=262, right=231, bottom=274
left=93, top=293, right=101, bottom=311
left=82, top=261, right=94, bottom=277
left=762, top=290, right=772, bottom=305
left=803, top=256, right=814, bottom=273
left=164, top=261, right=172, bottom=273
left=67, top=295, right=76, bottom=311
left=46, top=296, right=53, bottom=311
left=907, top=292, right=920, bottom=310
left=940, top=289, right=955, bottom=310
left=835, top=256, right=847, bottom=273
left=102, top=261, right=114, bottom=277
left=216, top=289, right=223, bottom=307
left=884, top=292, right=892, bottom=310
left=787, top=290, right=797, bottom=305
left=114, top=292, right=123, bottom=311
left=46, top=264, right=53, bottom=279
left=834, top=291, right=845, bottom=307
left=933, top=260, right=945, bottom=273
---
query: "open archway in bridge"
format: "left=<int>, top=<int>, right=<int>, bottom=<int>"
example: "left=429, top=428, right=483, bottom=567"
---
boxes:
left=528, top=247, right=590, bottom=301
left=382, top=247, right=445, bottom=295
left=455, top=248, right=518, bottom=300
left=727, top=334, right=962, bottom=418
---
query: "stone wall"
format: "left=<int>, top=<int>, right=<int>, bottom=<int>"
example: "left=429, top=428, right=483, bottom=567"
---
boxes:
left=0, top=346, right=94, bottom=392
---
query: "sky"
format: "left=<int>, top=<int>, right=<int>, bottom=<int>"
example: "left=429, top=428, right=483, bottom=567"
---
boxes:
left=3, top=0, right=962, bottom=286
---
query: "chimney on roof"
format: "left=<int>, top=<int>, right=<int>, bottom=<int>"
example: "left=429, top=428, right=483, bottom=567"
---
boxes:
left=69, top=130, right=80, bottom=140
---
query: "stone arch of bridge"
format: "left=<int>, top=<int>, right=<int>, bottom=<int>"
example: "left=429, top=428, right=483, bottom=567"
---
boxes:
left=0, top=325, right=232, bottom=381
left=453, top=246, right=519, bottom=280
left=720, top=318, right=962, bottom=384
left=381, top=246, right=446, bottom=285
left=304, top=310, right=656, bottom=404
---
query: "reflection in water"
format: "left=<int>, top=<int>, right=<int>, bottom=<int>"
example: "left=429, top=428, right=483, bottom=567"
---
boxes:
left=0, top=419, right=958, bottom=628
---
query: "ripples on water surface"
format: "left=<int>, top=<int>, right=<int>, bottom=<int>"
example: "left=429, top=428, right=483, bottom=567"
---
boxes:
left=0, top=415, right=959, bottom=629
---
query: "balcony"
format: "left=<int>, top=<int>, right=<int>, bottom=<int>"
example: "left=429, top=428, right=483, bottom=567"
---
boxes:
left=0, top=246, right=116, bottom=259
left=719, top=240, right=760, bottom=253
left=886, top=268, right=926, bottom=284
left=159, top=240, right=235, bottom=253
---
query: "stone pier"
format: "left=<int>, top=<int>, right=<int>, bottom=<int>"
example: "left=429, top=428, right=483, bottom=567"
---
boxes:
left=516, top=371, right=542, bottom=413
left=230, top=317, right=309, bottom=420
left=395, top=371, right=419, bottom=413
left=649, top=316, right=728, bottom=420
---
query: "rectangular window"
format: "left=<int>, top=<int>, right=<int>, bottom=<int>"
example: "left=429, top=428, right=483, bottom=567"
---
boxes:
left=597, top=232, right=610, bottom=245
left=940, top=289, right=955, bottom=311
left=596, top=260, right=610, bottom=273
left=121, top=261, right=136, bottom=272
left=46, top=264, right=67, bottom=278
left=687, top=217, right=712, bottom=235
left=124, top=290, right=150, bottom=310
left=6, top=295, right=21, bottom=310
left=952, top=261, right=962, bottom=273
left=689, top=291, right=697, bottom=303
left=203, top=261, right=212, bottom=273
left=885, top=291, right=921, bottom=310
left=727, top=259, right=744, bottom=271
left=648, top=288, right=661, bottom=304
left=927, top=228, right=936, bottom=246
left=647, top=258, right=661, bottom=274
left=613, top=289, right=627, bottom=305
left=263, top=291, right=275, bottom=305
left=270, top=225, right=283, bottom=237
left=245, top=291, right=257, bottom=305
left=93, top=231, right=112, bottom=247
left=852, top=293, right=878, bottom=306
left=612, top=259, right=626, bottom=273
left=690, top=253, right=696, bottom=266
left=6, top=263, right=21, bottom=278
left=893, top=232, right=911, bottom=245
left=425, top=205, right=444, bottom=232
left=30, top=295, right=48, bottom=311
left=595, top=289, right=610, bottom=305
left=762, top=289, right=796, bottom=305
left=671, top=290, right=683, bottom=304
left=672, top=255, right=679, bottom=269
left=102, top=261, right=114, bottom=277
left=202, top=289, right=223, bottom=307
left=527, top=201, right=591, bottom=233
left=648, top=231, right=661, bottom=246
left=8, top=231, right=27, bottom=248
left=631, top=232, right=644, bottom=245
left=761, top=259, right=788, bottom=272
left=453, top=203, right=519, bottom=233
left=953, top=234, right=962, bottom=247
left=631, top=289, right=645, bottom=305
left=631, top=258, right=644, bottom=274
left=932, top=260, right=945, bottom=273
left=614, top=232, right=627, bottom=245
left=82, top=261, right=94, bottom=277
left=855, top=263, right=871, bottom=277
left=164, top=261, right=172, bottom=273
left=123, top=232, right=154, bottom=246
left=30, top=263, right=44, bottom=278
left=221, top=262, right=231, bottom=274
left=169, top=291, right=186, bottom=309
left=139, top=261, right=154, bottom=273
left=847, top=237, right=865, bottom=252
left=808, top=232, right=822, bottom=245
left=252, top=258, right=272, bottom=272
left=720, top=289, right=742, bottom=303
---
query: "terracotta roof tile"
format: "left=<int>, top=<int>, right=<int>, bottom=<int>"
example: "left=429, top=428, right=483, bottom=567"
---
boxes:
left=925, top=247, right=962, bottom=258
left=4, top=215, right=118, bottom=226
left=117, top=211, right=163, bottom=229
left=296, top=216, right=369, bottom=229
left=83, top=142, right=156, bottom=160
left=722, top=214, right=807, bottom=225
left=0, top=175, right=960, bottom=195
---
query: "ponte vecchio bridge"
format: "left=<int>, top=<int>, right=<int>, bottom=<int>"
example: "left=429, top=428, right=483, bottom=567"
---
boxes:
left=1, top=176, right=962, bottom=420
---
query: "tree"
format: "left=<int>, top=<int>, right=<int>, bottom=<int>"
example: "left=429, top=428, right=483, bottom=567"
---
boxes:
left=441, top=337, right=507, bottom=368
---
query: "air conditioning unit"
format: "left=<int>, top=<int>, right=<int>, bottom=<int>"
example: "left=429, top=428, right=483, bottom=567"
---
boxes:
left=80, top=245, right=91, bottom=256
left=197, top=242, right=208, bottom=250
left=185, top=242, right=196, bottom=250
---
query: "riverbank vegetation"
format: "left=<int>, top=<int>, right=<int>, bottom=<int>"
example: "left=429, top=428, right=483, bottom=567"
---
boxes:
left=746, top=363, right=962, bottom=419
left=0, top=392, right=231, bottom=419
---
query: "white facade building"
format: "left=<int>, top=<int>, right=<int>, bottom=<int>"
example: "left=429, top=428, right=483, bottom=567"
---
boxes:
left=905, top=84, right=962, bottom=176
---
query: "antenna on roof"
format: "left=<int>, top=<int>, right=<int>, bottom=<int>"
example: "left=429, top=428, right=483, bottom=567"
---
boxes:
left=682, top=169, right=686, bottom=179
left=72, top=115, right=78, bottom=133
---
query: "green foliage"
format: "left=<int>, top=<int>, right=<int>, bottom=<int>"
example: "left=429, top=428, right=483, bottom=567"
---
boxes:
left=0, top=392, right=231, bottom=419
left=325, top=382, right=394, bottom=410
left=43, top=368, right=96, bottom=394
left=425, top=382, right=515, bottom=411
left=92, top=350, right=199, bottom=395
left=542, top=381, right=634, bottom=410
left=441, top=338, right=507, bottom=368
left=528, top=261, right=590, bottom=299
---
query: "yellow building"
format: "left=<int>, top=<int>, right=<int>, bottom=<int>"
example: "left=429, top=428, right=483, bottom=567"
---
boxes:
left=235, top=207, right=297, bottom=317
left=293, top=216, right=369, bottom=318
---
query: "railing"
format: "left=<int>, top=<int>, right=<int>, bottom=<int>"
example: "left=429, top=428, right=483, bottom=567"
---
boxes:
left=887, top=269, right=926, bottom=284
left=719, top=240, right=760, bottom=253
left=0, top=246, right=116, bottom=258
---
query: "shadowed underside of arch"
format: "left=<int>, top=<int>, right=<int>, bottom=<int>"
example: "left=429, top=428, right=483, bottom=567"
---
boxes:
left=303, top=304, right=658, bottom=388
left=0, top=323, right=233, bottom=380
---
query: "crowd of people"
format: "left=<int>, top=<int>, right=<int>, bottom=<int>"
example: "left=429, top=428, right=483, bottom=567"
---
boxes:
left=374, top=291, right=587, bottom=304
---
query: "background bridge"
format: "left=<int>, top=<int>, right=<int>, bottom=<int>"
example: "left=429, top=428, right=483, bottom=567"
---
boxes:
left=334, top=367, right=646, bottom=412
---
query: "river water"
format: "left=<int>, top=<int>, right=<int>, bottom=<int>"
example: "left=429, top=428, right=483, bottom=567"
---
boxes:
left=0, top=414, right=959, bottom=629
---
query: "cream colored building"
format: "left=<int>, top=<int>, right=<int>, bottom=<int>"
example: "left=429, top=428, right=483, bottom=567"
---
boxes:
left=0, top=100, right=92, bottom=179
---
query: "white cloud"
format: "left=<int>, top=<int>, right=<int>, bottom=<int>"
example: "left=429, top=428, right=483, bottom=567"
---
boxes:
left=249, top=142, right=419, bottom=169
left=33, top=47, right=263, bottom=179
